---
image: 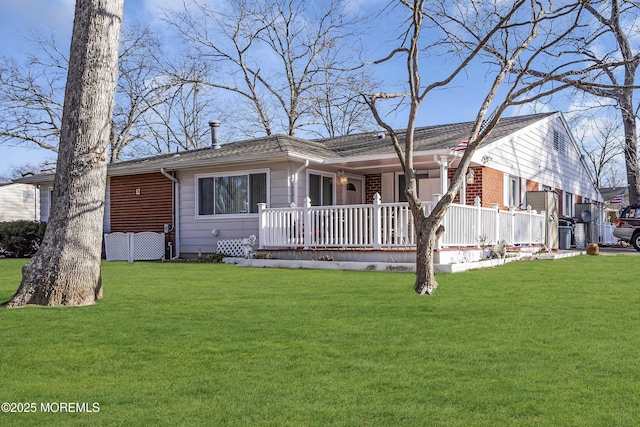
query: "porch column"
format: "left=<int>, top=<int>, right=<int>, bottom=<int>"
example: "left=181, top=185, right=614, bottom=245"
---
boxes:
left=435, top=155, right=450, bottom=196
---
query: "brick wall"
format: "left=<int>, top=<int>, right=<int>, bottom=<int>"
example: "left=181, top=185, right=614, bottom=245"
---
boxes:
left=481, top=167, right=504, bottom=208
left=465, top=167, right=482, bottom=205
left=109, top=172, right=174, bottom=247
left=365, top=173, right=381, bottom=203
left=447, top=166, right=504, bottom=207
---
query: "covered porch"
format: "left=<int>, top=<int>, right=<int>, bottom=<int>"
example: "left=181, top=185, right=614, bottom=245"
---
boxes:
left=257, top=193, right=547, bottom=262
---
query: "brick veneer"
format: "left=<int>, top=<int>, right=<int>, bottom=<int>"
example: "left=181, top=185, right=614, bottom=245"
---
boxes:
left=365, top=173, right=382, bottom=203
left=447, top=166, right=505, bottom=208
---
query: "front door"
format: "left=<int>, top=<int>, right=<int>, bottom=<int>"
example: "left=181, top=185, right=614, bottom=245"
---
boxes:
left=346, top=178, right=363, bottom=205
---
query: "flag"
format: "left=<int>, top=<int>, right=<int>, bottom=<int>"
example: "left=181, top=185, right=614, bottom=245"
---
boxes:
left=451, top=113, right=496, bottom=152
left=609, top=189, right=625, bottom=204
left=452, top=140, right=468, bottom=152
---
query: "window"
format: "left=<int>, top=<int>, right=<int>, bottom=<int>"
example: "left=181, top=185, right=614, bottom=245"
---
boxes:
left=509, top=176, right=520, bottom=208
left=308, top=173, right=334, bottom=206
left=197, top=171, right=267, bottom=216
left=398, top=174, right=407, bottom=202
left=564, top=192, right=574, bottom=217
left=553, top=130, right=565, bottom=154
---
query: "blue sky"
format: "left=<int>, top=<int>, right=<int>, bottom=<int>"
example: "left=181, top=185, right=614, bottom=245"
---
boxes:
left=0, top=0, right=162, bottom=177
left=0, top=0, right=579, bottom=179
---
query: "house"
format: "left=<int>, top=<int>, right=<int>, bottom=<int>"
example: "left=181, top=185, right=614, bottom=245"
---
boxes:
left=0, top=182, right=39, bottom=222
left=19, top=111, right=602, bottom=259
left=600, top=186, right=628, bottom=220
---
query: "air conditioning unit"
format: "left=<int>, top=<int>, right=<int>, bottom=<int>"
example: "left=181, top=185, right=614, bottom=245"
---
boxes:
left=574, top=203, right=596, bottom=223
left=574, top=202, right=598, bottom=247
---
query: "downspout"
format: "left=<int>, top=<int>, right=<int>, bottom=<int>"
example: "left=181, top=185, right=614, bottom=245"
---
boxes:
left=161, top=168, right=180, bottom=259
left=291, top=160, right=309, bottom=206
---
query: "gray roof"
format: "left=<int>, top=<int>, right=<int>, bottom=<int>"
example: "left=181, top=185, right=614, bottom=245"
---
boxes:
left=322, top=112, right=555, bottom=156
left=18, top=112, right=557, bottom=181
left=107, top=134, right=337, bottom=174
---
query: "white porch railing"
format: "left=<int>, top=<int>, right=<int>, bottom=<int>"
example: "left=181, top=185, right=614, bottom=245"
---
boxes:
left=258, top=193, right=546, bottom=250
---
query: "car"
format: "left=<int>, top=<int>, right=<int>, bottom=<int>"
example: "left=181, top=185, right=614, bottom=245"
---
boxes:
left=614, top=205, right=640, bottom=250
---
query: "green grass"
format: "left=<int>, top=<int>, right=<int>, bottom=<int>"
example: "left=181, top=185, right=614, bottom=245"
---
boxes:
left=1, top=256, right=640, bottom=426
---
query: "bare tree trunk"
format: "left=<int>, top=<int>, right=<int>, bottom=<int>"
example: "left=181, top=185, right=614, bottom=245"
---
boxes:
left=413, top=211, right=445, bottom=295
left=3, top=0, right=124, bottom=308
left=621, top=99, right=639, bottom=204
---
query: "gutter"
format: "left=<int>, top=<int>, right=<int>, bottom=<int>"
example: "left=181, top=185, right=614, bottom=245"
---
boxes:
left=160, top=168, right=180, bottom=259
left=108, top=152, right=326, bottom=177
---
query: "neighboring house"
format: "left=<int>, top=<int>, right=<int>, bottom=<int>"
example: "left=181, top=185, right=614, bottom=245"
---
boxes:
left=0, top=183, right=39, bottom=222
left=19, top=111, right=602, bottom=257
left=600, top=186, right=628, bottom=213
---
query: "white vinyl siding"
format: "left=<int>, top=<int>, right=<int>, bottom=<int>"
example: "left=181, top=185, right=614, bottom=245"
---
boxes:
left=179, top=163, right=286, bottom=255
left=479, top=113, right=600, bottom=202
left=0, top=183, right=40, bottom=221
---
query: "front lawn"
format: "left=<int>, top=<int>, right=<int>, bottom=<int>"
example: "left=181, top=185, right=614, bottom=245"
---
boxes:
left=0, top=256, right=639, bottom=426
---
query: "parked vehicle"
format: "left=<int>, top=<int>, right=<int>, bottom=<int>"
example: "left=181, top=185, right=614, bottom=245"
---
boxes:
left=614, top=205, right=640, bottom=250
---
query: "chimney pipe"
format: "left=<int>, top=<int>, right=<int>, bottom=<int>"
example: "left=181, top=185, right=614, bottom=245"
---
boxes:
left=209, top=121, right=221, bottom=149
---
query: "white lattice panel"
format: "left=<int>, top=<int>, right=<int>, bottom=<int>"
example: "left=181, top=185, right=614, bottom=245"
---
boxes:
left=216, top=239, right=244, bottom=257
left=133, top=232, right=165, bottom=260
left=104, top=232, right=130, bottom=261
left=104, top=232, right=165, bottom=262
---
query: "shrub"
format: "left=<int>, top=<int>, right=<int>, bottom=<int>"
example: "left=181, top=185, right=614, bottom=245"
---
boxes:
left=0, top=221, right=46, bottom=257
left=198, top=252, right=228, bottom=263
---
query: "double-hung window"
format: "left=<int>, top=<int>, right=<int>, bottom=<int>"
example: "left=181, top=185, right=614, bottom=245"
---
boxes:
left=197, top=171, right=267, bottom=216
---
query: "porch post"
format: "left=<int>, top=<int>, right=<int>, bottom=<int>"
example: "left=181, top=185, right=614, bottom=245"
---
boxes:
left=257, top=202, right=267, bottom=249
left=492, top=203, right=500, bottom=243
left=474, top=196, right=482, bottom=247
left=303, top=196, right=312, bottom=250
left=435, top=155, right=449, bottom=196
left=509, top=206, right=516, bottom=244
left=372, top=193, right=381, bottom=249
